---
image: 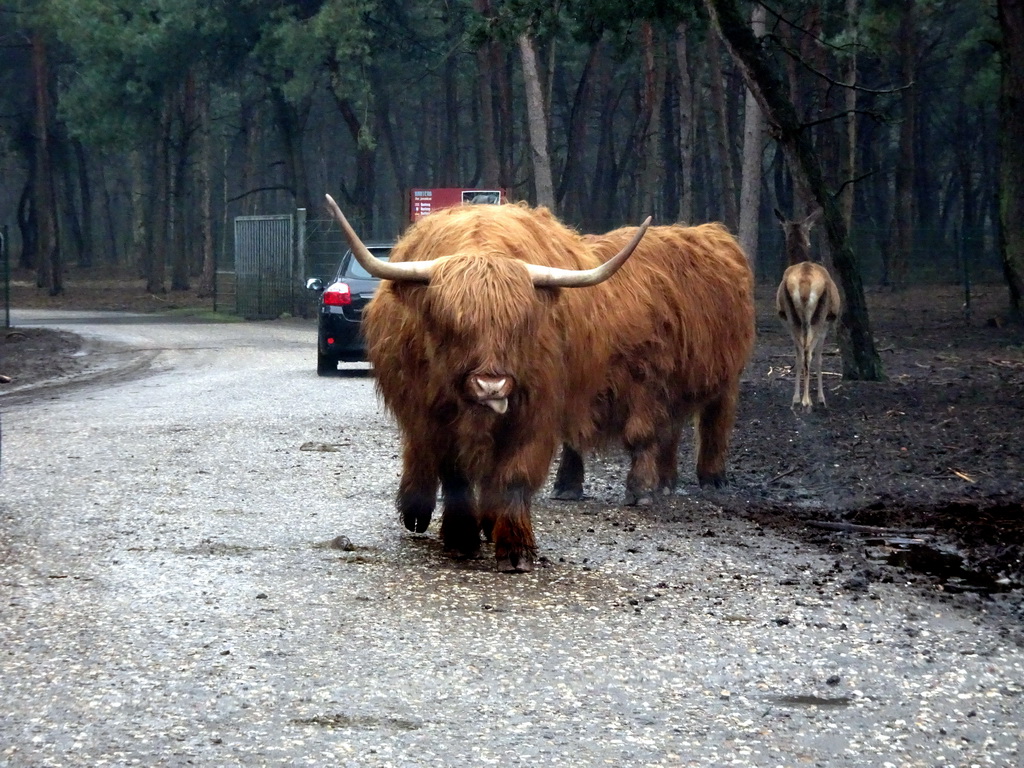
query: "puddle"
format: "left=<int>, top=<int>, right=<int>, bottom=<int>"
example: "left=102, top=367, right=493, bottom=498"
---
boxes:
left=863, top=535, right=1010, bottom=592
left=175, top=542, right=268, bottom=557
left=292, top=713, right=422, bottom=731
left=771, top=694, right=854, bottom=708
left=311, top=536, right=381, bottom=564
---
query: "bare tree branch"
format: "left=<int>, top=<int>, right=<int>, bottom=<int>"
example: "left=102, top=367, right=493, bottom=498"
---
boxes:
left=226, top=185, right=296, bottom=204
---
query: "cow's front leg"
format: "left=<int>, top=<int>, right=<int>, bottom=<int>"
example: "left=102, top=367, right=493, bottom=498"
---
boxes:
left=624, top=438, right=658, bottom=506
left=550, top=443, right=585, bottom=500
left=438, top=461, right=481, bottom=559
left=623, top=409, right=661, bottom=505
left=482, top=480, right=537, bottom=573
left=396, top=443, right=437, bottom=533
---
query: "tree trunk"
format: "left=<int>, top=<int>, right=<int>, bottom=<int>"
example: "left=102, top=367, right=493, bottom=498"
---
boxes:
left=473, top=0, right=500, bottom=187
left=738, top=3, right=766, bottom=267
left=129, top=149, right=147, bottom=274
left=31, top=32, right=61, bottom=295
left=494, top=43, right=515, bottom=191
left=556, top=39, right=603, bottom=220
left=54, top=133, right=85, bottom=270
left=704, top=0, right=883, bottom=381
left=842, top=0, right=858, bottom=234
left=518, top=33, right=555, bottom=209
left=999, top=0, right=1024, bottom=319
left=955, top=99, right=978, bottom=318
left=72, top=139, right=94, bottom=268
left=171, top=78, right=193, bottom=292
left=638, top=22, right=664, bottom=222
left=146, top=100, right=171, bottom=295
left=336, top=97, right=377, bottom=231
left=889, top=0, right=915, bottom=289
left=674, top=23, right=695, bottom=223
left=376, top=81, right=408, bottom=209
left=17, top=180, right=35, bottom=270
left=441, top=6, right=460, bottom=186
left=197, top=76, right=215, bottom=297
left=272, top=89, right=312, bottom=212
left=707, top=28, right=738, bottom=229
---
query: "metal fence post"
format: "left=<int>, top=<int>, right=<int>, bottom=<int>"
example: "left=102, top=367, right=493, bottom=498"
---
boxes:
left=2, top=224, right=9, bottom=329
left=295, top=207, right=306, bottom=317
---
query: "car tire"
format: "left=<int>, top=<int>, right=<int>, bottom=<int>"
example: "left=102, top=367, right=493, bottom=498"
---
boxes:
left=316, top=351, right=338, bottom=376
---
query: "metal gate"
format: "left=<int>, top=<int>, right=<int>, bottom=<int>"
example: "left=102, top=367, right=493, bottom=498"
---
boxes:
left=233, top=214, right=295, bottom=319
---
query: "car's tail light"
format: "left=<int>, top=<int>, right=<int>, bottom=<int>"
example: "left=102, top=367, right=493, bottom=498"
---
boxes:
left=323, top=282, right=352, bottom=306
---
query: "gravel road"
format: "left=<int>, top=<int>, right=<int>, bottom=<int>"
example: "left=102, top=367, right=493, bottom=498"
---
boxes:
left=2, top=310, right=1022, bottom=767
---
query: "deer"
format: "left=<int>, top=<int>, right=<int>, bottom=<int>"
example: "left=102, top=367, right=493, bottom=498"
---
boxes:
left=774, top=207, right=841, bottom=411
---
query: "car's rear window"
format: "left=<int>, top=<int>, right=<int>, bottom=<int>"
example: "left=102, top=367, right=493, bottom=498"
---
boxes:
left=344, top=250, right=392, bottom=279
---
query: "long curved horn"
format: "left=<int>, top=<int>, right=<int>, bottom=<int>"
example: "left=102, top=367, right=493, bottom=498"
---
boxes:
left=525, top=216, right=652, bottom=288
left=324, top=194, right=434, bottom=283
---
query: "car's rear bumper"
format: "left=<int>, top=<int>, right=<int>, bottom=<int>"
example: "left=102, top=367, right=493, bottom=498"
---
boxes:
left=319, top=311, right=366, bottom=361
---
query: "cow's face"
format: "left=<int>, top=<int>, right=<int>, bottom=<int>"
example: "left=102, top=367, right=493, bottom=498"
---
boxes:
left=417, top=255, right=557, bottom=415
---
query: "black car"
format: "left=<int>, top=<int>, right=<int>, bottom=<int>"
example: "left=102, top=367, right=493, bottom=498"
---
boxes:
left=306, top=243, right=393, bottom=374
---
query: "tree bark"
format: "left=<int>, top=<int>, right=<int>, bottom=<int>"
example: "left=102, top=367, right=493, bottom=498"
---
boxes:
left=841, top=0, right=858, bottom=234
left=518, top=33, right=555, bottom=209
left=129, top=149, right=147, bottom=275
left=72, top=138, right=94, bottom=268
left=441, top=5, right=461, bottom=187
left=146, top=99, right=171, bottom=294
left=638, top=22, right=664, bottom=222
left=674, top=23, right=695, bottom=223
left=197, top=76, right=215, bottom=297
left=556, top=38, right=603, bottom=219
left=335, top=97, right=377, bottom=229
left=738, top=3, right=766, bottom=268
left=171, top=77, right=194, bottom=292
left=999, top=0, right=1024, bottom=319
left=707, top=29, right=738, bottom=229
left=888, top=0, right=915, bottom=289
left=271, top=89, right=311, bottom=212
left=31, top=32, right=61, bottom=295
left=704, top=0, right=884, bottom=381
left=473, top=0, right=500, bottom=187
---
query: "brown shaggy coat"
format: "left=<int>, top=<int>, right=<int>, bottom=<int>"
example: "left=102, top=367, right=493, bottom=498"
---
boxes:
left=363, top=203, right=754, bottom=571
left=552, top=222, right=755, bottom=503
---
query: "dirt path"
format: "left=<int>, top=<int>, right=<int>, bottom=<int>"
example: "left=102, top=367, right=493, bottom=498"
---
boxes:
left=4, top=280, right=1024, bottom=596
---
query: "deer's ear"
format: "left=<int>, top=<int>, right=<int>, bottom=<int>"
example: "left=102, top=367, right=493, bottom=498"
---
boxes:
left=773, top=208, right=785, bottom=223
left=804, top=208, right=823, bottom=227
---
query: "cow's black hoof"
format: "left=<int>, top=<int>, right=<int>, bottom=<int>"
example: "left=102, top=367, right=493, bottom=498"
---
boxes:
left=402, top=509, right=433, bottom=533
left=496, top=551, right=534, bottom=573
left=550, top=485, right=583, bottom=501
left=698, top=472, right=727, bottom=489
left=623, top=489, right=653, bottom=507
left=443, top=529, right=483, bottom=560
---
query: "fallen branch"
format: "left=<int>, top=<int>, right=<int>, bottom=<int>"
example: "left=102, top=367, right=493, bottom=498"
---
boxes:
left=807, top=520, right=934, bottom=535
left=768, top=466, right=798, bottom=484
left=950, top=468, right=976, bottom=483
left=988, top=358, right=1024, bottom=370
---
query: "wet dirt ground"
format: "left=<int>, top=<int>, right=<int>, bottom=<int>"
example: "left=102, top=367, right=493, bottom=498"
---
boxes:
left=4, top=282, right=1024, bottom=766
left=3, top=278, right=1024, bottom=594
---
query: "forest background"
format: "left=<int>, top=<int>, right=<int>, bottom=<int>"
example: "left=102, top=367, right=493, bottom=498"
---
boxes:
left=1, top=0, right=1023, bottom=380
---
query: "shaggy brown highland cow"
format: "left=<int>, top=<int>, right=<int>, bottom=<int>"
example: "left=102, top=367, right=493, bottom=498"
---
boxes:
left=551, top=222, right=755, bottom=505
left=326, top=194, right=752, bottom=572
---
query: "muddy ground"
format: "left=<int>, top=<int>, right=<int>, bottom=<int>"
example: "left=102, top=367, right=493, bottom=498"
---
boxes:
left=3, top=272, right=1024, bottom=595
